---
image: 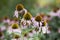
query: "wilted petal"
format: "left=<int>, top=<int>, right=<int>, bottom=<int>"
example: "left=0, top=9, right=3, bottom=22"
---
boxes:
left=14, top=10, right=18, bottom=18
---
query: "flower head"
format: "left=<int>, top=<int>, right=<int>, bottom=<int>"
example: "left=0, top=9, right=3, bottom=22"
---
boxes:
left=16, top=4, right=24, bottom=11
left=35, top=16, right=42, bottom=22
left=23, top=12, right=32, bottom=20
left=12, top=23, right=19, bottom=29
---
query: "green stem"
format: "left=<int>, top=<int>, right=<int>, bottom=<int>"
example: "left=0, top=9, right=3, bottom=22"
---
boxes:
left=39, top=22, right=40, bottom=27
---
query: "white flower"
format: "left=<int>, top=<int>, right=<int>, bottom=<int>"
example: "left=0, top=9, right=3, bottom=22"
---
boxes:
left=3, top=19, right=10, bottom=24
left=21, top=19, right=27, bottom=29
left=31, top=17, right=42, bottom=27
left=49, top=11, right=59, bottom=18
left=14, top=8, right=27, bottom=18
left=33, top=21, right=42, bottom=27
left=21, top=18, right=32, bottom=29
left=7, top=26, right=21, bottom=34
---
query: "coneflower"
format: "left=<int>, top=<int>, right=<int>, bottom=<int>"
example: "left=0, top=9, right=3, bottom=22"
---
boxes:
left=23, top=12, right=32, bottom=27
left=16, top=4, right=24, bottom=11
left=23, top=12, right=32, bottom=20
left=35, top=16, right=42, bottom=27
left=12, top=23, right=19, bottom=29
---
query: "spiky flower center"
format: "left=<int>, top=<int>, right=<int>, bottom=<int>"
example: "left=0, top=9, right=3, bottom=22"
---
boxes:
left=16, top=4, right=24, bottom=11
left=12, top=24, right=19, bottom=29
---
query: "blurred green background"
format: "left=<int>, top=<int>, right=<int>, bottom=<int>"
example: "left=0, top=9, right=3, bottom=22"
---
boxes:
left=0, top=0, right=60, bottom=18
left=0, top=0, right=60, bottom=40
